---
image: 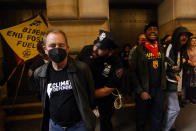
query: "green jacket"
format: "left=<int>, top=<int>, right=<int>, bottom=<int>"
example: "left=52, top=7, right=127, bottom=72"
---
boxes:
left=130, top=44, right=166, bottom=95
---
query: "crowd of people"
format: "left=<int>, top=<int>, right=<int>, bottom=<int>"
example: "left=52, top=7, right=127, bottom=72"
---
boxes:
left=28, top=22, right=196, bottom=131
left=120, top=23, right=196, bottom=131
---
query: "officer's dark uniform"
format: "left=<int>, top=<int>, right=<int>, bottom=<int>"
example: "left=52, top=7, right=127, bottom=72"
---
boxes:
left=76, top=30, right=123, bottom=131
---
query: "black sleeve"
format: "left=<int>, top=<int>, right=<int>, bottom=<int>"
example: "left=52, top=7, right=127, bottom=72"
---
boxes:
left=29, top=58, right=45, bottom=71
left=105, top=54, right=124, bottom=89
left=83, top=63, right=95, bottom=108
left=129, top=46, right=143, bottom=94
left=76, top=45, right=92, bottom=61
left=28, top=67, right=42, bottom=100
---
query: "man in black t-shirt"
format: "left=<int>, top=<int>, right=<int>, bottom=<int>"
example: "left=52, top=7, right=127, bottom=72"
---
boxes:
left=130, top=23, right=166, bottom=131
left=32, top=29, right=96, bottom=131
left=77, top=30, right=123, bottom=131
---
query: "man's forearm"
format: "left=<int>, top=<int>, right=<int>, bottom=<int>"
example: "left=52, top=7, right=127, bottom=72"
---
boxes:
left=95, top=87, right=115, bottom=98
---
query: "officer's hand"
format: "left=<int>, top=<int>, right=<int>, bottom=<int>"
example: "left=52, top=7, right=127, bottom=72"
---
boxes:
left=140, top=92, right=151, bottom=100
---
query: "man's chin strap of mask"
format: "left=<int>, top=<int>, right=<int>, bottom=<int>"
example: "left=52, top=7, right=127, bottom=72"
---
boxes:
left=112, top=88, right=123, bottom=109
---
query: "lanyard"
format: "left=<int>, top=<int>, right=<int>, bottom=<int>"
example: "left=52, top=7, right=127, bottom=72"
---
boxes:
left=177, top=52, right=180, bottom=67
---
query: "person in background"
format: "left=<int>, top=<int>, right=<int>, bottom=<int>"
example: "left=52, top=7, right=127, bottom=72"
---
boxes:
left=128, top=33, right=146, bottom=62
left=126, top=33, right=147, bottom=95
left=163, top=26, right=192, bottom=131
left=137, top=33, right=147, bottom=45
left=28, top=41, right=50, bottom=99
left=161, top=34, right=172, bottom=49
left=28, top=41, right=49, bottom=78
left=120, top=43, right=132, bottom=97
left=130, top=22, right=166, bottom=131
left=120, top=43, right=131, bottom=68
left=31, top=29, right=96, bottom=131
left=183, top=35, right=196, bottom=104
left=77, top=30, right=123, bottom=131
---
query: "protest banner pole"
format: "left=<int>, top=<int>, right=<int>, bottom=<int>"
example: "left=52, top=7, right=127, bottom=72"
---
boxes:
left=6, top=60, right=22, bottom=82
left=0, top=59, right=23, bottom=99
left=13, top=63, right=26, bottom=105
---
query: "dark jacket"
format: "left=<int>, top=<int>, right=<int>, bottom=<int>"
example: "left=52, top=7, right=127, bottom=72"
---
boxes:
left=130, top=43, right=166, bottom=95
left=165, top=27, right=192, bottom=92
left=165, top=43, right=181, bottom=91
left=76, top=45, right=124, bottom=90
left=32, top=57, right=96, bottom=131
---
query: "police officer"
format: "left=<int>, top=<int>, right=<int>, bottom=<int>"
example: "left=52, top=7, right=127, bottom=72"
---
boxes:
left=77, top=30, right=123, bottom=131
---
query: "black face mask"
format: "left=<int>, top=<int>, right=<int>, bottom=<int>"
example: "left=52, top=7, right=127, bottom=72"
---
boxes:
left=48, top=48, right=67, bottom=63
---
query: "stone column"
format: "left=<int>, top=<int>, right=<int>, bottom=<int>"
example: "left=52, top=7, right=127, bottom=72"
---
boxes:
left=0, top=37, right=3, bottom=82
left=158, top=0, right=196, bottom=38
left=46, top=0, right=109, bottom=54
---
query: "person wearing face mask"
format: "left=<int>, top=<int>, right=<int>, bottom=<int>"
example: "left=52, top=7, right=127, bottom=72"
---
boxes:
left=128, top=33, right=146, bottom=62
left=130, top=22, right=166, bottom=131
left=76, top=30, right=123, bottom=131
left=31, top=29, right=96, bottom=131
left=163, top=26, right=192, bottom=131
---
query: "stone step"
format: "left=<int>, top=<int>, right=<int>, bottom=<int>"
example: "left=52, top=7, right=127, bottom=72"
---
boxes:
left=4, top=106, right=42, bottom=117
left=2, top=102, right=42, bottom=121
left=2, top=102, right=41, bottom=109
left=1, top=95, right=40, bottom=105
left=6, top=118, right=41, bottom=131
left=6, top=113, right=42, bottom=122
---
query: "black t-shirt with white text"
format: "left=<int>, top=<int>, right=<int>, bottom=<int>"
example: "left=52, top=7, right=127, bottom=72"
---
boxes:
left=47, top=64, right=81, bottom=127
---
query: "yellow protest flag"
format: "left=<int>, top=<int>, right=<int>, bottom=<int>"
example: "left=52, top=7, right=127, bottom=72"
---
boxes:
left=0, top=15, right=48, bottom=61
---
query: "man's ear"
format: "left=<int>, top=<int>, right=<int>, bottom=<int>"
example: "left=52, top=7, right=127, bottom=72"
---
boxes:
left=66, top=45, right=70, bottom=55
left=43, top=45, right=48, bottom=55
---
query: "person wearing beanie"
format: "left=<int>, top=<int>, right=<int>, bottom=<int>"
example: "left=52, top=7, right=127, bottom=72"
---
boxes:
left=130, top=22, right=166, bottom=131
left=76, top=30, right=123, bottom=131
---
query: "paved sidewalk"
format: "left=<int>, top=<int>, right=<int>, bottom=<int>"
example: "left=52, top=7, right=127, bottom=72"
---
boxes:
left=4, top=101, right=196, bottom=131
